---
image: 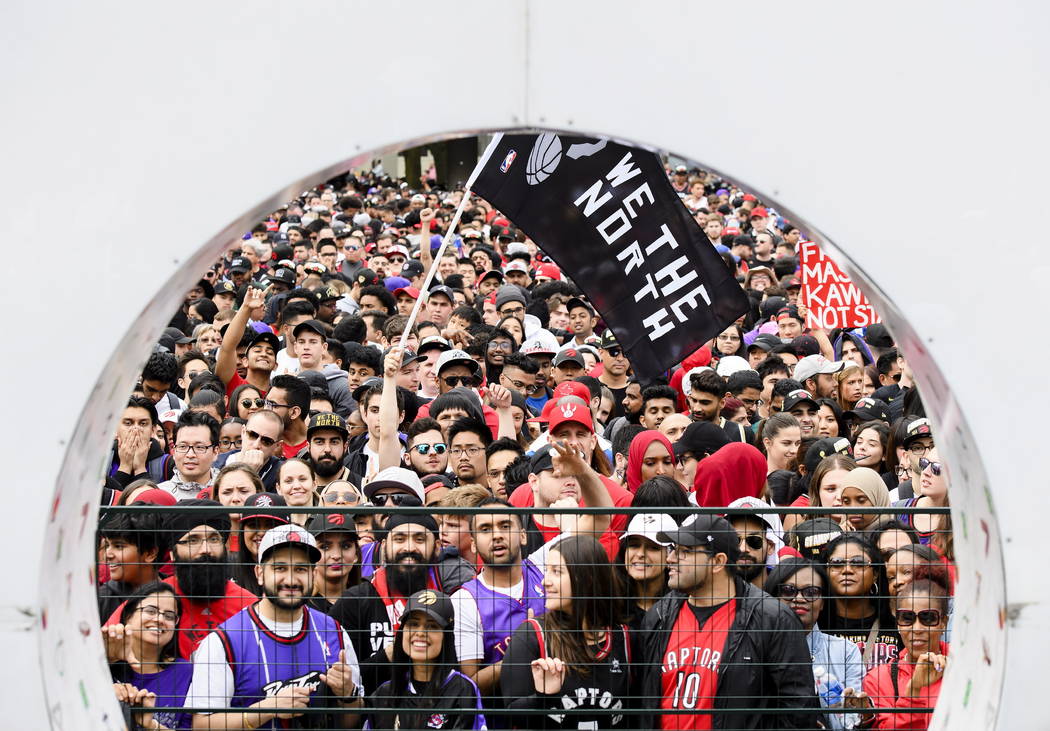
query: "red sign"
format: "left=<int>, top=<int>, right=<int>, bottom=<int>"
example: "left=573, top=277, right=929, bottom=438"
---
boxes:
left=798, top=241, right=881, bottom=330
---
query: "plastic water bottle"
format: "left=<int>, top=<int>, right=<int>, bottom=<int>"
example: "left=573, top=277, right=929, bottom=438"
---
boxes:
left=814, top=666, right=860, bottom=727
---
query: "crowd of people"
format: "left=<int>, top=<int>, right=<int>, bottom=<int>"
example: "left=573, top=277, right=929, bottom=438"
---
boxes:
left=96, top=157, right=955, bottom=730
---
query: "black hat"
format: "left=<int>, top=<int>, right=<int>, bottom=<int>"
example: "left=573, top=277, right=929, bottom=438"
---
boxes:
left=307, top=412, right=348, bottom=438
left=247, top=330, right=281, bottom=353
left=229, top=257, right=250, bottom=273
left=241, top=493, right=289, bottom=525
left=214, top=280, right=238, bottom=297
left=267, top=268, right=297, bottom=287
left=351, top=376, right=383, bottom=403
left=902, top=418, right=934, bottom=448
left=384, top=511, right=438, bottom=539
left=402, top=260, right=425, bottom=277
left=845, top=397, right=890, bottom=425
left=865, top=323, right=894, bottom=349
left=783, top=389, right=818, bottom=413
left=674, top=421, right=730, bottom=459
left=759, top=296, right=787, bottom=321
left=529, top=445, right=556, bottom=475
left=292, top=319, right=327, bottom=340
left=565, top=296, right=594, bottom=314
left=166, top=499, right=232, bottom=541
left=307, top=512, right=359, bottom=539
left=315, top=285, right=341, bottom=303
left=598, top=330, right=620, bottom=350
left=400, top=589, right=455, bottom=628
left=552, top=349, right=586, bottom=368
left=355, top=268, right=381, bottom=287
left=787, top=518, right=843, bottom=560
left=803, top=437, right=854, bottom=474
left=657, top=514, right=738, bottom=558
left=428, top=284, right=455, bottom=303
left=747, top=333, right=781, bottom=353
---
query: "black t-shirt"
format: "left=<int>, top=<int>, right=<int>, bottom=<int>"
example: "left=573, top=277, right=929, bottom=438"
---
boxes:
left=602, top=383, right=629, bottom=421
left=501, top=621, right=632, bottom=728
left=366, top=670, right=486, bottom=731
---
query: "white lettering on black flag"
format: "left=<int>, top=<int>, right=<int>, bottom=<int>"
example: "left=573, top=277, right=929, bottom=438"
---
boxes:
left=471, top=133, right=749, bottom=380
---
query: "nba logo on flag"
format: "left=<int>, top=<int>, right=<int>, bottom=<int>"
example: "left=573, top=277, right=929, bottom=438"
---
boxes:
left=500, top=150, right=517, bottom=173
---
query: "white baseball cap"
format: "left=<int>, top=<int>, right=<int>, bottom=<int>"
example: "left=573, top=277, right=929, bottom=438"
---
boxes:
left=681, top=366, right=714, bottom=395
left=794, top=354, right=846, bottom=385
left=622, top=513, right=678, bottom=547
left=715, top=355, right=752, bottom=378
left=258, top=524, right=320, bottom=565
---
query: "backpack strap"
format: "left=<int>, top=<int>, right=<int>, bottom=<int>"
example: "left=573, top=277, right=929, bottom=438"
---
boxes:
left=889, top=658, right=900, bottom=701
left=526, top=618, right=547, bottom=659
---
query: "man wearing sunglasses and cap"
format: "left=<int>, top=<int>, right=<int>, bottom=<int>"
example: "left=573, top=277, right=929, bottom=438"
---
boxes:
left=597, top=330, right=631, bottom=421
left=186, top=524, right=363, bottom=728
left=636, top=514, right=819, bottom=729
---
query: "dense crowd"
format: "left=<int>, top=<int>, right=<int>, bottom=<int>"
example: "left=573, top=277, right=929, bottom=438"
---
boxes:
left=96, top=158, right=953, bottom=730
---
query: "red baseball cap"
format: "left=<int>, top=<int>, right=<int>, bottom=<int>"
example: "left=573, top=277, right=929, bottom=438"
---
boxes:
left=742, top=194, right=757, bottom=202
left=546, top=397, right=595, bottom=434
left=393, top=287, right=420, bottom=300
left=534, top=263, right=562, bottom=281
left=552, top=381, right=591, bottom=403
left=751, top=207, right=769, bottom=218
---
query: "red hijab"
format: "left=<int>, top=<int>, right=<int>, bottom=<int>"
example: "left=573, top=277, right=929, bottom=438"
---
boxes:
left=693, top=442, right=767, bottom=507
left=626, top=430, right=677, bottom=493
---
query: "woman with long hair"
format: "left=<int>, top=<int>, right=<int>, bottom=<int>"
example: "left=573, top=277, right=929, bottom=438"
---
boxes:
left=814, top=398, right=846, bottom=439
left=712, top=323, right=746, bottom=358
left=805, top=454, right=858, bottom=522
left=211, top=463, right=262, bottom=552
left=365, top=590, right=487, bottom=731
left=105, top=582, right=191, bottom=731
left=835, top=362, right=865, bottom=412
left=765, top=558, right=863, bottom=730
left=232, top=492, right=288, bottom=594
left=614, top=513, right=675, bottom=629
left=624, top=430, right=678, bottom=493
left=853, top=421, right=890, bottom=480
left=893, top=446, right=950, bottom=549
left=819, top=534, right=900, bottom=670
left=307, top=513, right=362, bottom=612
left=275, top=457, right=318, bottom=525
left=229, top=383, right=265, bottom=420
left=758, top=412, right=801, bottom=474
left=502, top=535, right=631, bottom=728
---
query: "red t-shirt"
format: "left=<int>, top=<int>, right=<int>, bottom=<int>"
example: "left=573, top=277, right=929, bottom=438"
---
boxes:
left=224, top=371, right=269, bottom=400
left=282, top=439, right=308, bottom=459
left=508, top=474, right=632, bottom=560
left=660, top=599, right=737, bottom=730
left=104, top=576, right=255, bottom=659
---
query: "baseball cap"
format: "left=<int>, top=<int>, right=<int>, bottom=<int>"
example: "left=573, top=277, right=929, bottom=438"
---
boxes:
left=787, top=518, right=843, bottom=560
left=384, top=346, right=424, bottom=368
left=393, top=286, right=420, bottom=300
left=503, top=260, right=530, bottom=274
left=546, top=396, right=595, bottom=434
left=552, top=381, right=591, bottom=403
left=715, top=355, right=752, bottom=378
left=247, top=330, right=280, bottom=353
left=674, top=420, right=730, bottom=459
left=864, top=323, right=894, bottom=349
left=902, top=418, right=934, bottom=447
left=356, top=268, right=381, bottom=287
left=565, top=296, right=594, bottom=314
left=384, top=276, right=411, bottom=293
left=783, top=389, right=819, bottom=413
left=402, top=260, right=425, bottom=278
left=351, top=376, right=383, bottom=403
left=520, top=330, right=560, bottom=357
left=307, top=412, right=348, bottom=438
left=529, top=445, right=557, bottom=474
left=363, top=466, right=426, bottom=503
left=658, top=514, right=738, bottom=557
left=622, top=513, right=677, bottom=547
left=292, top=319, right=327, bottom=340
left=417, top=335, right=451, bottom=354
left=750, top=207, right=769, bottom=218
left=214, top=280, right=238, bottom=297
left=315, top=286, right=340, bottom=303
left=267, top=268, right=296, bottom=287
left=435, top=348, right=481, bottom=377
left=598, top=330, right=620, bottom=350
left=674, top=164, right=688, bottom=173
left=845, top=397, right=890, bottom=425
left=793, top=354, right=846, bottom=385
left=791, top=335, right=822, bottom=357
left=302, top=262, right=327, bottom=275
left=804, top=437, right=854, bottom=474
left=534, top=263, right=561, bottom=281
left=228, top=257, right=250, bottom=273
left=747, top=333, right=781, bottom=353
left=479, top=270, right=505, bottom=284
left=680, top=366, right=714, bottom=396
left=553, top=349, right=586, bottom=368
left=258, top=524, right=321, bottom=564
left=428, top=284, right=455, bottom=303
left=241, top=493, right=289, bottom=525
left=726, top=496, right=777, bottom=533
left=307, top=512, right=358, bottom=539
left=400, top=589, right=455, bottom=629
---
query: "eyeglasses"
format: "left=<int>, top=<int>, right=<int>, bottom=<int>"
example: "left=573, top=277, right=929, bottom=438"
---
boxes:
left=503, top=376, right=539, bottom=394
left=449, top=445, right=484, bottom=458
left=498, top=306, right=525, bottom=317
left=740, top=534, right=765, bottom=551
left=244, top=428, right=278, bottom=448
left=604, top=347, right=624, bottom=359
left=176, top=534, right=224, bottom=549
left=918, top=458, right=943, bottom=476
left=173, top=444, right=215, bottom=455
left=739, top=397, right=763, bottom=408
left=487, top=341, right=514, bottom=351
left=412, top=443, right=448, bottom=455
left=716, top=334, right=741, bottom=342
left=240, top=398, right=265, bottom=410
left=827, top=557, right=871, bottom=571
left=775, top=584, right=822, bottom=602
left=443, top=375, right=479, bottom=389
left=344, top=244, right=361, bottom=251
left=896, top=609, right=944, bottom=627
left=373, top=493, right=411, bottom=506
left=219, top=438, right=242, bottom=449
left=908, top=442, right=934, bottom=456
left=138, top=605, right=178, bottom=623
left=264, top=400, right=291, bottom=410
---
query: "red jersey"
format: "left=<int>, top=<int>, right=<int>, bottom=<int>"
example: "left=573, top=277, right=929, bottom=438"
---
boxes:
left=660, top=600, right=737, bottom=730
left=224, top=371, right=268, bottom=400
left=282, top=438, right=308, bottom=459
left=104, top=576, right=255, bottom=659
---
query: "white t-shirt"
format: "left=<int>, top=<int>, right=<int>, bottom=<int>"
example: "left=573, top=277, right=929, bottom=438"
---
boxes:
left=185, top=609, right=360, bottom=712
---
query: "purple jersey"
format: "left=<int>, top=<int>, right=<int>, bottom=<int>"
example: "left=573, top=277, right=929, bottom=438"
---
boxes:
left=460, top=560, right=546, bottom=665
left=127, top=658, right=193, bottom=730
left=214, top=602, right=348, bottom=728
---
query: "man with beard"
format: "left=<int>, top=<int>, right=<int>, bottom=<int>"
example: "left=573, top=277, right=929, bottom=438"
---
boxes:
left=329, top=512, right=475, bottom=694
left=452, top=498, right=547, bottom=704
left=306, top=412, right=353, bottom=487
left=186, top=524, right=363, bottom=728
left=726, top=499, right=779, bottom=590
left=103, top=499, right=254, bottom=659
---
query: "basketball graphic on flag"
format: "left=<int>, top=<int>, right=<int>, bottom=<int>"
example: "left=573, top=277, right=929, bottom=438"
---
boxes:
left=525, top=133, right=563, bottom=185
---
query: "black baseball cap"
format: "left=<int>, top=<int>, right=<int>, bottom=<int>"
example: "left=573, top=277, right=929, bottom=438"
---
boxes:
left=229, top=257, right=250, bottom=273
left=865, top=323, right=894, bottom=349
left=565, top=296, right=594, bottom=314
left=747, top=333, right=781, bottom=353
left=402, top=260, right=425, bottom=277
left=657, top=515, right=738, bottom=558
left=307, top=412, right=348, bottom=438
left=428, top=284, right=455, bottom=303
left=400, top=589, right=455, bottom=628
left=783, top=389, right=818, bottom=412
left=292, top=319, right=327, bottom=339
left=241, top=493, right=289, bottom=525
left=786, top=518, right=843, bottom=560
left=674, top=421, right=730, bottom=459
left=356, top=268, right=381, bottom=287
left=803, top=437, right=854, bottom=474
left=267, top=268, right=297, bottom=287
left=598, top=330, right=620, bottom=350
left=553, top=349, right=586, bottom=368
left=247, top=330, right=281, bottom=353
left=902, top=418, right=934, bottom=448
left=845, top=397, right=890, bottom=425
left=307, top=512, right=359, bottom=539
left=351, top=376, right=383, bottom=403
left=315, top=286, right=341, bottom=303
left=529, top=445, right=556, bottom=475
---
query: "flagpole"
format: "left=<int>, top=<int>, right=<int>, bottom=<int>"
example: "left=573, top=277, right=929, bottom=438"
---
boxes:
left=397, top=133, right=504, bottom=351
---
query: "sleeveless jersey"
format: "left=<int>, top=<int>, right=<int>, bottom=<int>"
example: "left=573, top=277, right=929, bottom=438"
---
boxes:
left=459, top=560, right=547, bottom=665
left=659, top=600, right=737, bottom=731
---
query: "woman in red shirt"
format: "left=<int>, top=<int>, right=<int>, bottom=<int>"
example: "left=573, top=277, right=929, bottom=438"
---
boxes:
left=859, top=575, right=950, bottom=729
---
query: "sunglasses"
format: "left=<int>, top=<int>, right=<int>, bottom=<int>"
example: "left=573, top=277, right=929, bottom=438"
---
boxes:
left=740, top=534, right=765, bottom=551
left=412, top=443, right=447, bottom=455
left=896, top=609, right=944, bottom=627
left=776, top=584, right=822, bottom=602
left=443, top=375, right=480, bottom=388
left=240, top=398, right=266, bottom=410
left=323, top=491, right=364, bottom=505
left=827, top=556, right=871, bottom=570
left=604, top=347, right=624, bottom=358
left=918, top=458, right=943, bottom=476
left=244, top=429, right=277, bottom=448
left=373, top=494, right=411, bottom=506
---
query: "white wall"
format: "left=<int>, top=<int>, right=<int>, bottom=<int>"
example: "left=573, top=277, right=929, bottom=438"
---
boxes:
left=1, top=0, right=1044, bottom=726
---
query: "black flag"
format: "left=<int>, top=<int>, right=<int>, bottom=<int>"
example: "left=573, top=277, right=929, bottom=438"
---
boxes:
left=471, top=133, right=750, bottom=381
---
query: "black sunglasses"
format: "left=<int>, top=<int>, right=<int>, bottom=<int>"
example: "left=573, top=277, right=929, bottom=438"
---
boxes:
left=776, top=584, right=822, bottom=602
left=244, top=429, right=277, bottom=448
left=374, top=494, right=411, bottom=506
left=896, top=609, right=943, bottom=627
left=443, top=375, right=479, bottom=389
left=240, top=398, right=266, bottom=410
left=604, top=347, right=624, bottom=358
left=918, top=458, right=943, bottom=476
left=740, top=534, right=765, bottom=551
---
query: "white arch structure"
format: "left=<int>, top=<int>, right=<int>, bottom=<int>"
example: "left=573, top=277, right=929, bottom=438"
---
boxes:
left=1, top=1, right=1045, bottom=726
